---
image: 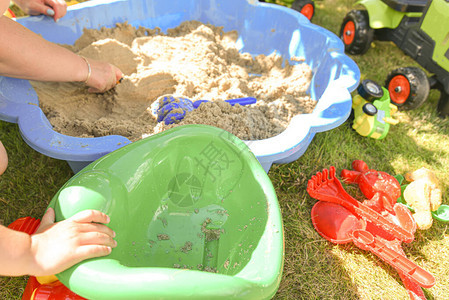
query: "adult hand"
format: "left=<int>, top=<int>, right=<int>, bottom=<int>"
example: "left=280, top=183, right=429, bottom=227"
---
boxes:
left=30, top=208, right=116, bottom=276
left=85, top=58, right=123, bottom=93
left=12, top=0, right=67, bottom=21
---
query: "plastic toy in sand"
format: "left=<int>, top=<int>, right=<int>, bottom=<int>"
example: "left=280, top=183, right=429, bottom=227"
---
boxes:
left=307, top=164, right=435, bottom=299
left=9, top=124, right=284, bottom=300
left=151, top=95, right=257, bottom=125
left=351, top=80, right=399, bottom=139
left=396, top=168, right=448, bottom=229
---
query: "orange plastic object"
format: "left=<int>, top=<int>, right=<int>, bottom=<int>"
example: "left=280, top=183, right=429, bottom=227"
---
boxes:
left=311, top=201, right=435, bottom=288
left=22, top=276, right=86, bottom=300
left=307, top=166, right=414, bottom=243
left=311, top=201, right=366, bottom=244
left=308, top=166, right=434, bottom=299
left=7, top=217, right=40, bottom=234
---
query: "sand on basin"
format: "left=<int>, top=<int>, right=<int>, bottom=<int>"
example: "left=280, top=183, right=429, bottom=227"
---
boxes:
left=32, top=21, right=316, bottom=141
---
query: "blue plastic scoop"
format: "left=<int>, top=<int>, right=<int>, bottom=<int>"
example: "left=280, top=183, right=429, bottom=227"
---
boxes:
left=151, top=95, right=257, bottom=125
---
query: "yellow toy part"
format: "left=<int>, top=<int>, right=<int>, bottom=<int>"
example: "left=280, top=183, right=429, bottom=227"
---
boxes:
left=3, top=0, right=78, bottom=19
left=352, top=93, right=399, bottom=139
left=403, top=168, right=442, bottom=230
left=36, top=275, right=59, bottom=284
left=66, top=0, right=79, bottom=6
left=4, top=8, right=16, bottom=18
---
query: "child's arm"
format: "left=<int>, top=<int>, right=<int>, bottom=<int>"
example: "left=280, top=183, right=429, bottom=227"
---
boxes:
left=0, top=16, right=123, bottom=93
left=0, top=208, right=116, bottom=277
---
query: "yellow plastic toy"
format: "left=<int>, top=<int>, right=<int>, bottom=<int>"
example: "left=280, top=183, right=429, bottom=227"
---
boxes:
left=4, top=7, right=16, bottom=18
left=3, top=0, right=78, bottom=18
left=403, top=168, right=442, bottom=230
left=352, top=80, right=399, bottom=139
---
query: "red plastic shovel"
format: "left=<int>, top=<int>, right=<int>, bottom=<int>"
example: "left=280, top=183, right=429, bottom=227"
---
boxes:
left=311, top=201, right=435, bottom=289
left=307, top=167, right=415, bottom=243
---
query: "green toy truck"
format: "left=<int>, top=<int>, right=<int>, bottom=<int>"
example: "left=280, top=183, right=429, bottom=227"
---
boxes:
left=340, top=0, right=449, bottom=117
left=259, top=0, right=315, bottom=20
left=351, top=79, right=399, bottom=139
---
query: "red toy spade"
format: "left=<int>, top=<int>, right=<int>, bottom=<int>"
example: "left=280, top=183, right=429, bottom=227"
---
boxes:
left=311, top=201, right=435, bottom=289
left=307, top=166, right=414, bottom=242
left=307, top=165, right=435, bottom=300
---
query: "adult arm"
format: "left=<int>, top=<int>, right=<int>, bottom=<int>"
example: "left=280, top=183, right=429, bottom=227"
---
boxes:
left=0, top=16, right=122, bottom=93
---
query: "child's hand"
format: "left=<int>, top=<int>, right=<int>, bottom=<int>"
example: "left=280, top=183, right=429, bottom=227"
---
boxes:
left=0, top=141, right=8, bottom=176
left=85, top=59, right=123, bottom=94
left=30, top=208, right=116, bottom=276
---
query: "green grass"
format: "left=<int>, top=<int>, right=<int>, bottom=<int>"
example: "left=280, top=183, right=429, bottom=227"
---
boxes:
left=1, top=0, right=449, bottom=299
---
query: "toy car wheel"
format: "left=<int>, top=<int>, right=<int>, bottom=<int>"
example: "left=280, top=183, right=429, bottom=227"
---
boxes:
left=291, top=0, right=315, bottom=21
left=362, top=103, right=377, bottom=116
left=340, top=10, right=374, bottom=55
left=357, top=79, right=384, bottom=101
left=386, top=67, right=430, bottom=110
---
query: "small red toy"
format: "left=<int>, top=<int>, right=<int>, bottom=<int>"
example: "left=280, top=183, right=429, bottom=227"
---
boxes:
left=307, top=162, right=434, bottom=300
left=340, top=160, right=401, bottom=213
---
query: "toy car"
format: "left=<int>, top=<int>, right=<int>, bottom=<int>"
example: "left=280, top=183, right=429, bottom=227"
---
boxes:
left=340, top=0, right=449, bottom=117
left=351, top=79, right=399, bottom=139
left=259, top=0, right=315, bottom=20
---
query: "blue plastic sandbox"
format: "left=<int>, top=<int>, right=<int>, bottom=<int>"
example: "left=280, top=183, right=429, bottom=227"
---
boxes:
left=0, top=0, right=360, bottom=173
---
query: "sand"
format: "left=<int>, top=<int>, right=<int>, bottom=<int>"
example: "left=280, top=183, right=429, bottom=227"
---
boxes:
left=32, top=21, right=316, bottom=141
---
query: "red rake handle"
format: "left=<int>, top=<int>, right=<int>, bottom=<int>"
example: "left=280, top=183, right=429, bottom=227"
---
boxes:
left=307, top=167, right=414, bottom=243
left=351, top=230, right=435, bottom=289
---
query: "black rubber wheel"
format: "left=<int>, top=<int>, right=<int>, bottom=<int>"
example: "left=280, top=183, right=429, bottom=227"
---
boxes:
left=385, top=67, right=430, bottom=110
left=340, top=10, right=374, bottom=55
left=291, top=0, right=315, bottom=20
left=357, top=79, right=384, bottom=101
left=437, top=89, right=449, bottom=118
left=362, top=103, right=378, bottom=116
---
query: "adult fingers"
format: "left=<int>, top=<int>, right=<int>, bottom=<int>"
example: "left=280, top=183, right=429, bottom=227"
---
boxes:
left=88, top=63, right=122, bottom=93
left=113, top=65, right=124, bottom=82
left=69, top=210, right=111, bottom=224
left=44, top=0, right=67, bottom=21
left=22, top=2, right=52, bottom=16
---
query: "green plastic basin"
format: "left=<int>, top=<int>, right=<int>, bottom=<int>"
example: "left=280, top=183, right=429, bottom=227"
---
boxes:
left=48, top=124, right=284, bottom=300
